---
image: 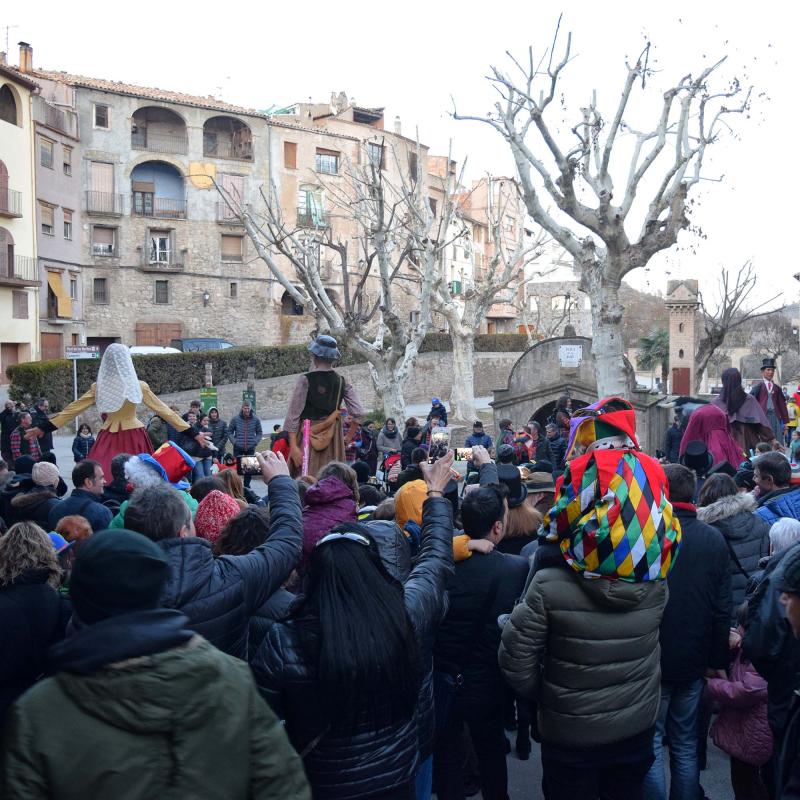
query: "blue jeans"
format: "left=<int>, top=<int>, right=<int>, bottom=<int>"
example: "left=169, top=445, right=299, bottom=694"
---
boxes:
left=192, top=457, right=212, bottom=483
left=643, top=679, right=704, bottom=800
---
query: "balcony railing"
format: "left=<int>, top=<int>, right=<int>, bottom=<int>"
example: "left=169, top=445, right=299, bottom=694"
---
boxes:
left=297, top=209, right=329, bottom=228
left=32, top=96, right=79, bottom=138
left=140, top=248, right=183, bottom=272
left=85, top=191, right=125, bottom=215
left=91, top=243, right=116, bottom=257
left=0, top=188, right=22, bottom=218
left=131, top=129, right=188, bottom=155
left=131, top=195, right=187, bottom=220
left=217, top=201, right=243, bottom=224
left=0, top=254, right=37, bottom=285
left=203, top=138, right=253, bottom=161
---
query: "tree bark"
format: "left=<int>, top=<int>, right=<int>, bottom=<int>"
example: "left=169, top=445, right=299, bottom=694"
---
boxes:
left=588, top=273, right=635, bottom=397
left=368, top=360, right=407, bottom=422
left=449, top=331, right=477, bottom=423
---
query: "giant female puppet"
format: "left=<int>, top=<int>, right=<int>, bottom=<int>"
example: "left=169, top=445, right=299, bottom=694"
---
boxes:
left=26, top=344, right=208, bottom=478
left=711, top=367, right=773, bottom=454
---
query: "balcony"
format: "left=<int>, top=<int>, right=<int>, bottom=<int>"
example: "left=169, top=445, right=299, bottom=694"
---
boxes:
left=131, top=129, right=188, bottom=155
left=140, top=249, right=183, bottom=273
left=0, top=188, right=22, bottom=218
left=217, top=201, right=242, bottom=224
left=0, top=254, right=38, bottom=286
left=203, top=116, right=253, bottom=161
left=132, top=195, right=187, bottom=220
left=297, top=209, right=329, bottom=228
left=203, top=138, right=252, bottom=161
left=32, top=96, right=79, bottom=138
left=85, top=191, right=125, bottom=216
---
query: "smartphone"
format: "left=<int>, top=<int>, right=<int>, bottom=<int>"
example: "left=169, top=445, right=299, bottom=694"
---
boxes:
left=454, top=447, right=473, bottom=462
left=236, top=455, right=261, bottom=476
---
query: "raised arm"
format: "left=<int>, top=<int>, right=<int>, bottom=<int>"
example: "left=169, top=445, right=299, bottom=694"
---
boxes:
left=43, top=384, right=97, bottom=431
left=140, top=383, right=190, bottom=432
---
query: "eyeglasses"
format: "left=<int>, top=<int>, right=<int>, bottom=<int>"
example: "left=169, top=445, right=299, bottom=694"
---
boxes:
left=316, top=532, right=370, bottom=548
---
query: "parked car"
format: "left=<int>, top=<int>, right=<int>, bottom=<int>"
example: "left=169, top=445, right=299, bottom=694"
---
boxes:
left=169, top=338, right=235, bottom=352
left=129, top=346, right=182, bottom=355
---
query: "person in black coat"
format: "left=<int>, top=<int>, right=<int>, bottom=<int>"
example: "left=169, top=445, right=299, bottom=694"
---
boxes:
left=251, top=453, right=454, bottom=800
left=545, top=422, right=567, bottom=470
left=397, top=447, right=426, bottom=489
left=0, top=400, right=17, bottom=465
left=29, top=398, right=53, bottom=456
left=643, top=464, right=732, bottom=799
left=663, top=415, right=684, bottom=463
left=401, top=426, right=422, bottom=468
left=123, top=451, right=302, bottom=661
left=0, top=521, right=71, bottom=729
left=433, top=482, right=529, bottom=800
left=9, top=462, right=61, bottom=530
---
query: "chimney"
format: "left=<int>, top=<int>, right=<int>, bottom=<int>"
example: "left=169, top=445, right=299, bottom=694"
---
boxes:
left=18, top=41, right=32, bottom=73
left=394, top=115, right=402, bottom=135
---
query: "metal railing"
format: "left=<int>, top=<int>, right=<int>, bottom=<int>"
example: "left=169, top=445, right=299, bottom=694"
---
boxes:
left=0, top=188, right=22, bottom=217
left=131, top=129, right=188, bottom=155
left=297, top=209, right=329, bottom=228
left=131, top=195, right=187, bottom=219
left=140, top=248, right=183, bottom=271
left=85, top=191, right=125, bottom=215
left=0, top=253, right=37, bottom=283
left=203, top=138, right=253, bottom=161
left=217, top=201, right=242, bottom=224
left=32, top=96, right=79, bottom=138
left=91, top=243, right=115, bottom=257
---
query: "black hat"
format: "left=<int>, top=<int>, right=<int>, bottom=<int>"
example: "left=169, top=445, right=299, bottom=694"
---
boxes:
left=472, top=420, right=484, bottom=428
left=761, top=357, right=778, bottom=371
left=351, top=460, right=370, bottom=484
left=776, top=545, right=800, bottom=594
left=680, top=440, right=713, bottom=474
left=70, top=530, right=170, bottom=625
left=496, top=464, right=528, bottom=508
left=707, top=461, right=738, bottom=478
left=734, top=468, right=756, bottom=491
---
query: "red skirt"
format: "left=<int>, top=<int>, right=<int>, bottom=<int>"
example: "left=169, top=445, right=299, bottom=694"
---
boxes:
left=88, top=427, right=154, bottom=480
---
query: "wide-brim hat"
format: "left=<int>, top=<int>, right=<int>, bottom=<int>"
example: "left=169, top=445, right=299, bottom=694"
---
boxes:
left=680, top=440, right=713, bottom=473
left=308, top=335, right=341, bottom=361
left=524, top=471, right=556, bottom=492
left=761, top=357, right=778, bottom=371
left=497, top=463, right=528, bottom=508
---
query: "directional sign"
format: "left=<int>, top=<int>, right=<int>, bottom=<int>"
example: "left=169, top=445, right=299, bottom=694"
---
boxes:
left=65, top=345, right=100, bottom=360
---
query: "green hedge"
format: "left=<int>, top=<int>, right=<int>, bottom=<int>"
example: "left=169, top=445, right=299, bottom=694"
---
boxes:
left=8, top=335, right=529, bottom=411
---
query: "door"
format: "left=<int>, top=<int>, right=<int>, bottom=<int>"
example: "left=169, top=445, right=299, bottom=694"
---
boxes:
left=135, top=322, right=181, bottom=346
left=0, top=342, right=19, bottom=383
left=672, top=367, right=691, bottom=395
left=40, top=332, right=63, bottom=361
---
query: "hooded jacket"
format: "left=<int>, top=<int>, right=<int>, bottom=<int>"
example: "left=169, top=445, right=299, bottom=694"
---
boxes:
left=10, top=487, right=60, bottom=529
left=1, top=609, right=310, bottom=800
left=499, top=565, right=667, bottom=747
left=697, top=492, right=771, bottom=618
left=251, top=497, right=453, bottom=800
left=301, top=475, right=357, bottom=559
left=206, top=408, right=228, bottom=452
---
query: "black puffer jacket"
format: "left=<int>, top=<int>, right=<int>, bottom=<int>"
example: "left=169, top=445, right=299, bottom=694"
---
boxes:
left=10, top=488, right=60, bottom=529
left=251, top=497, right=453, bottom=799
left=158, top=475, right=302, bottom=660
left=698, top=492, right=771, bottom=621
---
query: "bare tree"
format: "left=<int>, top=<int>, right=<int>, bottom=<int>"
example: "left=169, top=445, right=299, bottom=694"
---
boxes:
left=695, top=261, right=782, bottom=391
left=455, top=20, right=751, bottom=397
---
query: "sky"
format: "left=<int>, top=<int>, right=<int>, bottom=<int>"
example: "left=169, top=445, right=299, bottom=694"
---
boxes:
left=5, top=0, right=797, bottom=309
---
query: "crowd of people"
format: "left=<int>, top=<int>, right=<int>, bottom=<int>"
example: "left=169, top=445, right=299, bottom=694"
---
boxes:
left=6, top=344, right=800, bottom=798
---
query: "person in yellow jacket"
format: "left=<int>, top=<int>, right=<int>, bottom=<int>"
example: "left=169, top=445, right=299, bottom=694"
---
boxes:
left=26, top=344, right=209, bottom=480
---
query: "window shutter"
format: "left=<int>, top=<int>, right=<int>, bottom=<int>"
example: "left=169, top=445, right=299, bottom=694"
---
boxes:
left=284, top=141, right=297, bottom=169
left=93, top=227, right=114, bottom=245
left=221, top=234, right=243, bottom=260
left=41, top=204, right=54, bottom=228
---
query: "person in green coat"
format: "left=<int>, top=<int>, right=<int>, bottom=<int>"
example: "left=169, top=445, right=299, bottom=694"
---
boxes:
left=1, top=529, right=310, bottom=800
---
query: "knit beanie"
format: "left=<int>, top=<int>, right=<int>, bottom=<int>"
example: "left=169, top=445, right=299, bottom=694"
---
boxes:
left=194, top=489, right=241, bottom=544
left=395, top=479, right=427, bottom=530
left=70, top=529, right=169, bottom=624
left=32, top=461, right=60, bottom=488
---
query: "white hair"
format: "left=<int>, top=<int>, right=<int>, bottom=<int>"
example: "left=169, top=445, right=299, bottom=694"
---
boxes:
left=124, top=457, right=165, bottom=490
left=769, top=518, right=800, bottom=554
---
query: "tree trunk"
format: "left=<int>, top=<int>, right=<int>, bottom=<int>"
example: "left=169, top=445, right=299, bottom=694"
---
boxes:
left=589, top=275, right=635, bottom=398
left=449, top=332, right=477, bottom=423
left=368, top=361, right=406, bottom=422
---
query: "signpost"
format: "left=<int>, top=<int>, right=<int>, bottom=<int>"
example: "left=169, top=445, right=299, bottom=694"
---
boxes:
left=65, top=345, right=100, bottom=431
left=200, top=387, right=218, bottom=414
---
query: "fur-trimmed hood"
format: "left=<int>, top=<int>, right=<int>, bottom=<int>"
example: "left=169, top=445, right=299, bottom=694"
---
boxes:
left=697, top=492, right=756, bottom=524
left=10, top=487, right=58, bottom=511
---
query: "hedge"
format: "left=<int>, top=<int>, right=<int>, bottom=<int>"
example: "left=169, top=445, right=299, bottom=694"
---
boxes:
left=7, top=334, right=530, bottom=412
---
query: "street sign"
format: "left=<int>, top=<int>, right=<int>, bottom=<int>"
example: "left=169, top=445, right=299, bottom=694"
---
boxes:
left=65, top=345, right=100, bottom=360
left=242, top=389, right=256, bottom=413
left=200, top=387, right=218, bottom=414
left=559, top=344, right=582, bottom=368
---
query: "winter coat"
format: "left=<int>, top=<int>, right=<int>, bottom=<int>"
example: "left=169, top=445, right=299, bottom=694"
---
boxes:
left=664, top=423, right=684, bottom=463
left=248, top=589, right=296, bottom=662
left=29, top=405, right=53, bottom=452
left=156, top=475, right=302, bottom=659
left=427, top=403, right=448, bottom=426
left=705, top=649, right=772, bottom=766
left=757, top=486, right=800, bottom=525
left=48, top=489, right=113, bottom=534
left=397, top=463, right=424, bottom=489
left=499, top=564, right=667, bottom=747
left=206, top=409, right=228, bottom=452
left=464, top=432, right=492, bottom=450
left=228, top=411, right=262, bottom=452
left=1, top=609, right=310, bottom=800
left=0, top=406, right=16, bottom=453
left=301, top=475, right=357, bottom=559
left=778, top=692, right=800, bottom=800
left=434, top=549, right=529, bottom=709
left=659, top=505, right=732, bottom=683
left=546, top=433, right=567, bottom=469
left=109, top=491, right=198, bottom=529
left=697, top=492, right=771, bottom=620
left=10, top=487, right=61, bottom=529
left=0, top=569, right=71, bottom=725
left=251, top=497, right=453, bottom=799
left=101, top=479, right=131, bottom=508
left=71, top=434, right=95, bottom=462
left=400, top=436, right=419, bottom=468
left=376, top=428, right=401, bottom=457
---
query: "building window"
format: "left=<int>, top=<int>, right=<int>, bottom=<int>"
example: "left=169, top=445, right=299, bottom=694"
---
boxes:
left=40, top=137, right=54, bottom=169
left=12, top=290, right=27, bottom=319
left=154, top=280, right=169, bottom=304
left=679, top=348, right=685, bottom=359
left=148, top=230, right=171, bottom=264
left=284, top=141, right=297, bottom=169
left=221, top=234, right=243, bottom=262
left=0, top=84, right=18, bottom=125
left=91, top=226, right=115, bottom=256
left=93, top=278, right=109, bottom=304
left=94, top=103, right=110, bottom=129
left=63, top=146, right=72, bottom=175
left=678, top=322, right=684, bottom=332
left=297, top=186, right=324, bottom=227
left=280, top=290, right=304, bottom=316
left=409, top=151, right=418, bottom=177
left=367, top=142, right=384, bottom=170
left=63, top=209, right=72, bottom=240
left=40, top=203, right=55, bottom=236
left=428, top=197, right=437, bottom=216
left=69, top=278, right=77, bottom=300
left=230, top=281, right=238, bottom=299
left=410, top=310, right=421, bottom=326
left=315, top=149, right=339, bottom=175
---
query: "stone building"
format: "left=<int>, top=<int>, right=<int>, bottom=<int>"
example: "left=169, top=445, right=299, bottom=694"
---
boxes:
left=0, top=57, right=40, bottom=381
left=665, top=278, right=699, bottom=394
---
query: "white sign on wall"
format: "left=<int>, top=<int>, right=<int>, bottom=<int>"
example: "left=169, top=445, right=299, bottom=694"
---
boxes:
left=559, top=344, right=582, bottom=368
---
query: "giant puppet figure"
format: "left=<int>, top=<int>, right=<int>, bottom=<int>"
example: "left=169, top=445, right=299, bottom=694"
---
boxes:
left=749, top=358, right=789, bottom=444
left=711, top=367, right=773, bottom=454
left=26, top=343, right=208, bottom=479
left=284, top=335, right=364, bottom=478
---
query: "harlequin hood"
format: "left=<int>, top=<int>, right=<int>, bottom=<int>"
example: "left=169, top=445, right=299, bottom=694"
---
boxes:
left=564, top=397, right=639, bottom=461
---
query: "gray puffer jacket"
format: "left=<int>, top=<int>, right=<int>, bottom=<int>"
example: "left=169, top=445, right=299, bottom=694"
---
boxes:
left=697, top=492, right=770, bottom=621
left=499, top=565, right=667, bottom=748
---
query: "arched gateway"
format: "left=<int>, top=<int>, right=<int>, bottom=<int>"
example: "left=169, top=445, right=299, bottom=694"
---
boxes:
left=491, top=336, right=667, bottom=455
